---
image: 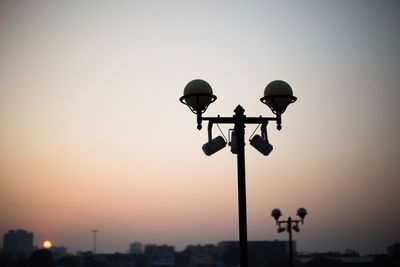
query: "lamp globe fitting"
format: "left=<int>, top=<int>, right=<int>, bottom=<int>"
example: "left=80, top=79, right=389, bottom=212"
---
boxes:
left=297, top=207, right=308, bottom=223
left=181, top=79, right=216, bottom=112
left=271, top=208, right=282, bottom=222
left=261, top=80, right=297, bottom=114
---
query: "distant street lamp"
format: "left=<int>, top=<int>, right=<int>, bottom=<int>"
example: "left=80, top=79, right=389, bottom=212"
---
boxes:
left=92, top=229, right=98, bottom=254
left=271, top=208, right=308, bottom=267
left=180, top=79, right=297, bottom=267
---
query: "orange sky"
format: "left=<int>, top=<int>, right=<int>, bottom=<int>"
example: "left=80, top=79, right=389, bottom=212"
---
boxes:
left=1, top=1, right=400, bottom=254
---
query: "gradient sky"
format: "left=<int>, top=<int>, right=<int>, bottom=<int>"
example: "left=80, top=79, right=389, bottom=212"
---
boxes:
left=1, top=0, right=399, bottom=255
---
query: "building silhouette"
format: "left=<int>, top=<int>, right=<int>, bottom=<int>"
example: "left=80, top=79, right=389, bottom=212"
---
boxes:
left=29, top=249, right=54, bottom=267
left=145, top=244, right=175, bottom=267
left=387, top=242, right=400, bottom=259
left=217, top=240, right=292, bottom=267
left=130, top=242, right=143, bottom=255
left=2, top=229, right=33, bottom=257
left=50, top=245, right=68, bottom=259
left=185, top=244, right=217, bottom=267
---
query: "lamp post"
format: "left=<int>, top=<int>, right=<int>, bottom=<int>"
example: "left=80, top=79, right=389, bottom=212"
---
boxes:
left=92, top=229, right=98, bottom=254
left=180, top=79, right=297, bottom=267
left=271, top=208, right=308, bottom=267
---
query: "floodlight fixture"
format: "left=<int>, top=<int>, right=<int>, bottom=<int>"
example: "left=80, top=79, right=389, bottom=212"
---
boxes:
left=202, top=136, right=227, bottom=156
left=250, top=134, right=273, bottom=156
left=250, top=122, right=273, bottom=155
left=201, top=121, right=227, bottom=156
left=278, top=227, right=286, bottom=233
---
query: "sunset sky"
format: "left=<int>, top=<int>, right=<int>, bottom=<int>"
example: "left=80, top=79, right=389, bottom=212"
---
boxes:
left=1, top=0, right=399, bottom=255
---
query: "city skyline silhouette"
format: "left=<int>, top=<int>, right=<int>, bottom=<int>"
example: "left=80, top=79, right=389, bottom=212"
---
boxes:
left=1, top=227, right=397, bottom=256
left=5, top=231, right=397, bottom=267
left=1, top=0, right=400, bottom=256
left=2, top=228, right=399, bottom=267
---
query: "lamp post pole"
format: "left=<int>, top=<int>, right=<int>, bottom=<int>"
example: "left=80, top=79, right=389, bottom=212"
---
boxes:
left=181, top=79, right=297, bottom=267
left=288, top=217, right=293, bottom=267
left=235, top=105, right=248, bottom=267
left=200, top=107, right=276, bottom=267
left=92, top=229, right=98, bottom=254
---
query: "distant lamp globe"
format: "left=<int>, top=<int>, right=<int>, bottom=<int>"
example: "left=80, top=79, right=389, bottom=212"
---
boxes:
left=180, top=79, right=217, bottom=113
left=297, top=207, right=308, bottom=223
left=43, top=240, right=52, bottom=249
left=271, top=208, right=282, bottom=224
left=261, top=80, right=297, bottom=115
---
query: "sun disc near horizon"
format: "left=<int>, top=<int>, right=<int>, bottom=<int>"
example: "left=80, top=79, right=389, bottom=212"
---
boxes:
left=43, top=240, right=52, bottom=249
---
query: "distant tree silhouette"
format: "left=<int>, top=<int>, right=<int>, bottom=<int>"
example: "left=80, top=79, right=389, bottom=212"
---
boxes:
left=29, top=249, right=53, bottom=267
left=55, top=255, right=81, bottom=267
left=221, top=247, right=240, bottom=267
left=373, top=254, right=392, bottom=267
left=304, top=256, right=341, bottom=267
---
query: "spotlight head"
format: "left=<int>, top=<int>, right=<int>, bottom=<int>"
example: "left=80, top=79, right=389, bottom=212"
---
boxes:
left=271, top=208, right=282, bottom=223
left=202, top=136, right=227, bottom=156
left=250, top=134, right=273, bottom=156
left=293, top=225, right=300, bottom=232
left=277, top=227, right=286, bottom=233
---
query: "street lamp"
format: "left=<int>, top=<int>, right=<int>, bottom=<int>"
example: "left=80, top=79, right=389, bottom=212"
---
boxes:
left=92, top=229, right=98, bottom=254
left=271, top=208, right=308, bottom=267
left=180, top=79, right=297, bottom=267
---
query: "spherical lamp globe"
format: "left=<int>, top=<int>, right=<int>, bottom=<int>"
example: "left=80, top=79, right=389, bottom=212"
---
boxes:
left=182, top=79, right=215, bottom=111
left=271, top=208, right=282, bottom=222
left=261, top=80, right=296, bottom=114
left=264, top=80, right=293, bottom=97
left=297, top=207, right=308, bottom=222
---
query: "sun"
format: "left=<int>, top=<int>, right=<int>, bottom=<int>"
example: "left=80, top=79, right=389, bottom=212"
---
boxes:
left=43, top=240, right=52, bottom=249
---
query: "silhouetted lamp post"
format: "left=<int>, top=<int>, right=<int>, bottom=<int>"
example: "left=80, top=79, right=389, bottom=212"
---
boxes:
left=271, top=208, right=308, bottom=267
left=180, top=79, right=297, bottom=267
left=92, top=229, right=98, bottom=254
